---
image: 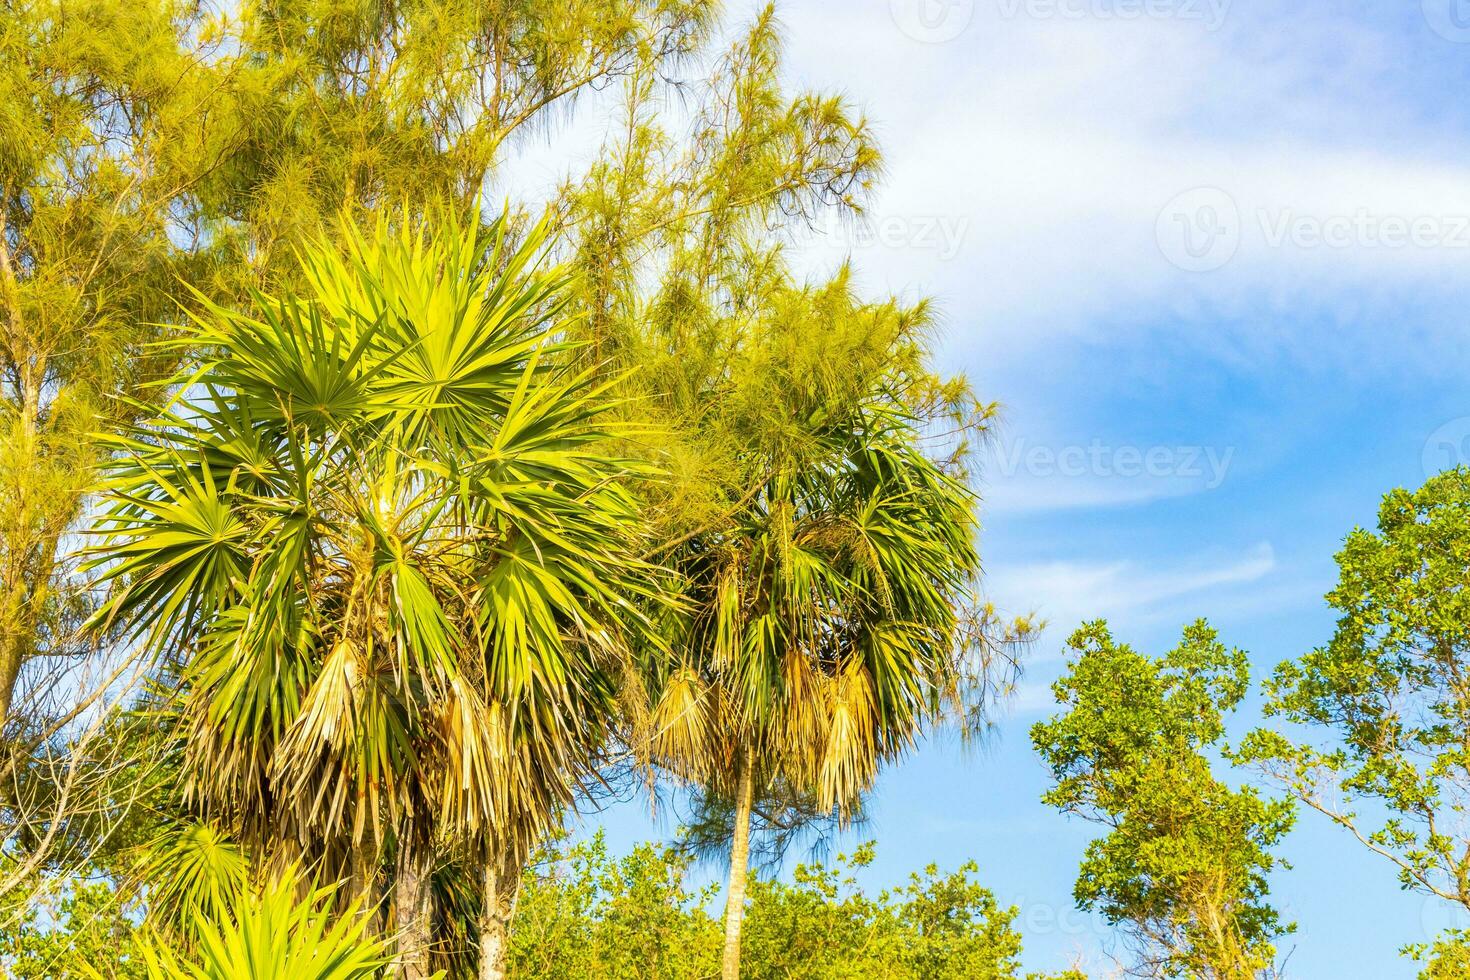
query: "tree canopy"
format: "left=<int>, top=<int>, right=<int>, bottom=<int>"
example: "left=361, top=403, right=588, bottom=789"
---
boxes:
left=1033, top=621, right=1295, bottom=980
left=8, top=3, right=1461, bottom=980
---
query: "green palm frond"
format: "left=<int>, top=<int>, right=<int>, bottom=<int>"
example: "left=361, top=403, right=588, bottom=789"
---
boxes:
left=647, top=289, right=991, bottom=815
left=134, top=874, right=397, bottom=980
left=88, top=206, right=671, bottom=959
left=138, top=821, right=250, bottom=938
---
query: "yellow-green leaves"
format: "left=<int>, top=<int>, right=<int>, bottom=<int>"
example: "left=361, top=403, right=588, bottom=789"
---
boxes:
left=644, top=282, right=991, bottom=819
left=138, top=822, right=250, bottom=942
left=135, top=873, right=394, bottom=980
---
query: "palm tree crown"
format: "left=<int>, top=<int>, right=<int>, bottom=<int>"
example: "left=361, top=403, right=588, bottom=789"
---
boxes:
left=637, top=272, right=1001, bottom=979
left=88, top=211, right=666, bottom=974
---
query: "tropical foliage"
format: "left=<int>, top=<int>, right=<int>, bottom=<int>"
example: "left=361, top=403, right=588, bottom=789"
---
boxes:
left=2, top=834, right=1089, bottom=979
left=1242, top=469, right=1470, bottom=905
left=135, top=876, right=392, bottom=980
left=643, top=295, right=1007, bottom=975
left=413, top=832, right=1049, bottom=980
left=542, top=16, right=1023, bottom=974
left=86, top=211, right=665, bottom=976
left=8, top=2, right=1470, bottom=980
left=1238, top=467, right=1470, bottom=976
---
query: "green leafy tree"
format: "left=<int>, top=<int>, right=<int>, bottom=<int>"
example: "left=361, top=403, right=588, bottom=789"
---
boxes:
left=740, top=843, right=1026, bottom=980
left=1240, top=468, right=1470, bottom=974
left=555, top=4, right=881, bottom=376
left=9, top=5, right=1023, bottom=978
left=1416, top=931, right=1470, bottom=979
left=1033, top=621, right=1294, bottom=980
left=3, top=0, right=725, bottom=929
left=87, top=211, right=665, bottom=978
left=0, top=876, right=146, bottom=979
left=507, top=835, right=1045, bottom=980
left=1, top=0, right=719, bottom=741
left=1, top=0, right=720, bottom=809
left=509, top=832, right=723, bottom=979
left=198, top=0, right=717, bottom=281
left=0, top=690, right=192, bottom=978
left=640, top=273, right=1012, bottom=979
left=1, top=0, right=714, bottom=719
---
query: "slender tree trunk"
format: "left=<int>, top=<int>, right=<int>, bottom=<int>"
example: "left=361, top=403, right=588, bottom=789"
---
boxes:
left=0, top=633, right=23, bottom=732
left=0, top=521, right=48, bottom=735
left=0, top=535, right=51, bottom=735
left=0, top=222, right=38, bottom=736
left=394, top=833, right=434, bottom=980
left=477, top=842, right=522, bottom=980
left=721, top=749, right=755, bottom=980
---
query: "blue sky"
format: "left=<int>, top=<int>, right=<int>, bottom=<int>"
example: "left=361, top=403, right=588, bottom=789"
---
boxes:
left=516, top=2, right=1470, bottom=975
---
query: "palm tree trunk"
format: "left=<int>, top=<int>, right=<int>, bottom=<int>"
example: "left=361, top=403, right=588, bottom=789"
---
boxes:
left=347, top=838, right=382, bottom=934
left=721, top=749, right=755, bottom=980
left=477, top=842, right=522, bottom=980
left=394, top=833, right=434, bottom=980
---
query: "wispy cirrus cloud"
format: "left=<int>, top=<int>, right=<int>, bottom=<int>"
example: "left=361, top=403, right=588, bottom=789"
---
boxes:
left=777, top=1, right=1470, bottom=377
left=988, top=541, right=1277, bottom=654
left=999, top=539, right=1277, bottom=719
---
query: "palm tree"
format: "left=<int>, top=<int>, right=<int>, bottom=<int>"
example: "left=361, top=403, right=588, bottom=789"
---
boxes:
left=640, top=275, right=1012, bottom=980
left=88, top=210, right=665, bottom=978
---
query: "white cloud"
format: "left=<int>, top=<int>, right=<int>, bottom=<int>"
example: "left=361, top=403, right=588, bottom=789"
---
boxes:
left=1006, top=679, right=1066, bottom=716
left=771, top=1, right=1470, bottom=372
left=491, top=2, right=1470, bottom=383
left=987, top=540, right=1277, bottom=647
left=992, top=541, right=1283, bottom=718
left=981, top=476, right=1197, bottom=514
